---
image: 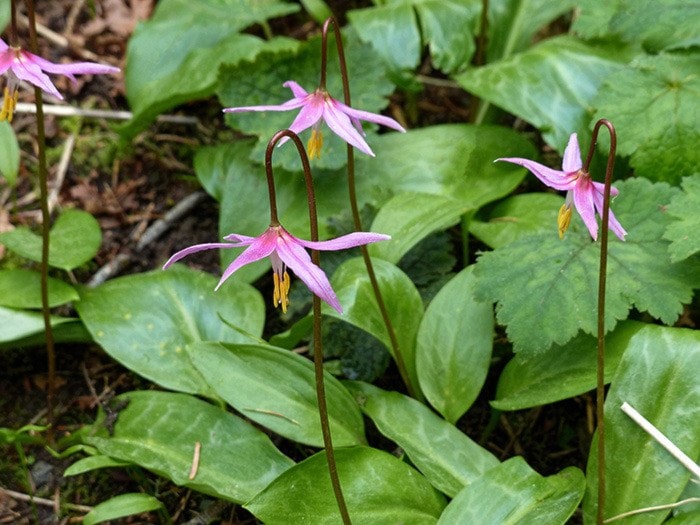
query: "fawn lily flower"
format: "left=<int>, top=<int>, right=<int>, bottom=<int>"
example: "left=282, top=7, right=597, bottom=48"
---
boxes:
left=496, top=133, right=627, bottom=241
left=223, top=80, right=405, bottom=159
left=163, top=223, right=390, bottom=314
left=0, top=38, right=119, bottom=122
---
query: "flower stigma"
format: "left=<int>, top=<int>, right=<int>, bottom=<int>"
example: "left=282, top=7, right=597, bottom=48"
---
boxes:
left=0, top=86, right=18, bottom=122
left=273, top=269, right=291, bottom=313
left=307, top=128, right=324, bottom=160
left=558, top=203, right=573, bottom=239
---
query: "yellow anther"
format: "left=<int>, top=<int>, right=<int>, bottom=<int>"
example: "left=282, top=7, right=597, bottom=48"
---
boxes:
left=0, top=86, right=18, bottom=123
left=273, top=271, right=291, bottom=313
left=307, top=129, right=323, bottom=160
left=558, top=204, right=573, bottom=239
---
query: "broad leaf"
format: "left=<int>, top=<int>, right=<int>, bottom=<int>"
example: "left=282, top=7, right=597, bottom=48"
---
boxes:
left=246, top=446, right=446, bottom=524
left=326, top=257, right=424, bottom=397
left=474, top=178, right=700, bottom=354
left=439, top=457, right=585, bottom=524
left=0, top=306, right=74, bottom=344
left=416, top=266, right=493, bottom=422
left=493, top=320, right=645, bottom=410
left=188, top=342, right=365, bottom=447
left=85, top=391, right=293, bottom=504
left=76, top=265, right=264, bottom=396
left=0, top=121, right=19, bottom=186
left=346, top=381, right=499, bottom=497
left=663, top=174, right=700, bottom=262
left=455, top=35, right=632, bottom=152
left=0, top=209, right=101, bottom=271
left=0, top=269, right=78, bottom=308
left=593, top=53, right=700, bottom=184
left=64, top=455, right=131, bottom=476
left=82, top=493, right=164, bottom=525
left=583, top=325, right=700, bottom=523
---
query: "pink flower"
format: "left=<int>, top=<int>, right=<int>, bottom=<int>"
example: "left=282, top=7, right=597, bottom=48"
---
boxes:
left=496, top=133, right=627, bottom=241
left=223, top=80, right=405, bottom=158
left=163, top=223, right=390, bottom=313
left=0, top=38, right=119, bottom=122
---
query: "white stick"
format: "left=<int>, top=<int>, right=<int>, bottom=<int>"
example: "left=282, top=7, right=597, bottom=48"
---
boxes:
left=621, top=401, right=700, bottom=479
left=14, top=102, right=199, bottom=124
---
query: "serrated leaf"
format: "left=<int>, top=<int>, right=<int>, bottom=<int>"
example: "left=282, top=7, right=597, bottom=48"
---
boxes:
left=469, top=192, right=565, bottom=249
left=416, top=267, right=493, bottom=422
left=346, top=381, right=499, bottom=497
left=438, top=457, right=585, bottom=524
left=188, top=341, right=365, bottom=447
left=321, top=319, right=390, bottom=382
left=0, top=121, right=19, bottom=186
left=326, top=257, right=424, bottom=397
left=663, top=174, right=700, bottom=262
left=474, top=178, right=700, bottom=354
left=218, top=28, right=396, bottom=171
left=0, top=269, right=78, bottom=308
left=455, top=35, right=632, bottom=151
left=593, top=53, right=700, bottom=184
left=82, top=493, right=163, bottom=525
left=85, top=391, right=293, bottom=504
left=0, top=209, right=101, bottom=271
left=76, top=266, right=265, bottom=396
left=246, top=446, right=446, bottom=524
left=583, top=325, right=700, bottom=523
left=493, top=320, right=645, bottom=411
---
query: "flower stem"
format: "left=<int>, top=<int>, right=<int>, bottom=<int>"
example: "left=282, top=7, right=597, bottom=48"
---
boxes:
left=320, top=17, right=418, bottom=399
left=9, top=0, right=18, bottom=46
left=582, top=118, right=617, bottom=525
left=26, top=0, right=56, bottom=444
left=265, top=129, right=351, bottom=525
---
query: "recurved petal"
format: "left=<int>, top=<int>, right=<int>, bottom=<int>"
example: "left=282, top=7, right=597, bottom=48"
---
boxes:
left=591, top=186, right=627, bottom=241
left=323, top=102, right=374, bottom=156
left=592, top=181, right=620, bottom=198
left=572, top=178, right=599, bottom=240
left=29, top=53, right=119, bottom=79
left=0, top=38, right=8, bottom=52
left=162, top=242, right=239, bottom=270
left=223, top=233, right=257, bottom=244
left=0, top=51, right=13, bottom=75
left=282, top=80, right=309, bottom=99
left=295, top=231, right=391, bottom=251
left=216, top=233, right=277, bottom=289
left=286, top=97, right=324, bottom=135
left=11, top=58, right=62, bottom=98
left=223, top=96, right=306, bottom=113
left=562, top=133, right=582, bottom=173
left=495, top=157, right=574, bottom=191
left=335, top=100, right=406, bottom=132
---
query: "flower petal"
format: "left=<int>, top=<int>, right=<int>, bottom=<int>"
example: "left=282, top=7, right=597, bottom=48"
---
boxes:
left=0, top=39, right=8, bottom=52
left=223, top=233, right=257, bottom=244
left=591, top=185, right=627, bottom=241
left=495, top=157, right=574, bottom=191
left=334, top=100, right=406, bottom=132
left=286, top=97, right=324, bottom=135
left=282, top=80, right=309, bottom=99
left=11, top=57, right=62, bottom=98
left=162, top=242, right=238, bottom=270
left=295, top=231, right=391, bottom=251
left=222, top=97, right=306, bottom=113
left=28, top=53, right=119, bottom=80
left=216, top=232, right=277, bottom=289
left=0, top=51, right=14, bottom=75
left=562, top=133, right=582, bottom=173
left=572, top=178, right=599, bottom=240
left=276, top=236, right=343, bottom=313
left=323, top=101, right=374, bottom=156
left=592, top=181, right=619, bottom=198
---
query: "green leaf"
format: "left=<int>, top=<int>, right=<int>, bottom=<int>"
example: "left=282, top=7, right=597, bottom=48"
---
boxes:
left=0, top=318, right=90, bottom=351
left=0, top=2, right=9, bottom=31
left=583, top=325, right=700, bottom=523
left=474, top=178, right=700, bottom=354
left=664, top=174, right=700, bottom=262
left=0, top=121, right=19, bottom=186
left=369, top=192, right=469, bottom=264
left=82, top=493, right=164, bottom=525
left=123, top=0, right=298, bottom=135
left=455, top=35, right=632, bottom=152
left=0, top=269, right=78, bottom=308
left=326, top=257, right=424, bottom=397
left=188, top=342, right=365, bottom=447
left=469, top=192, right=565, bottom=249
left=346, top=381, right=499, bottom=498
left=0, top=306, right=74, bottom=344
left=493, top=320, right=646, bottom=411
left=416, top=266, right=493, bottom=422
left=246, top=446, right=446, bottom=524
left=438, top=457, right=585, bottom=524
left=321, top=318, right=390, bottom=382
left=86, top=391, right=294, bottom=503
left=0, top=209, right=101, bottom=271
left=76, top=265, right=264, bottom=396
left=64, top=455, right=132, bottom=476
left=218, top=27, right=396, bottom=171
left=487, top=0, right=578, bottom=61
left=593, top=53, right=700, bottom=184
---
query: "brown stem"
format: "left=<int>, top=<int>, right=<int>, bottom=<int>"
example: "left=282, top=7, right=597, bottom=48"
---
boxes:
left=582, top=118, right=617, bottom=525
left=320, top=17, right=418, bottom=399
left=26, top=0, right=56, bottom=444
left=9, top=0, right=18, bottom=45
left=266, top=129, right=351, bottom=525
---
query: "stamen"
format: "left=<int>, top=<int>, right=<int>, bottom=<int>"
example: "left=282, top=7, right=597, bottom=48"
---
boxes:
left=558, top=204, right=573, bottom=239
left=272, top=271, right=291, bottom=313
left=0, top=86, right=18, bottom=123
left=307, top=129, right=323, bottom=160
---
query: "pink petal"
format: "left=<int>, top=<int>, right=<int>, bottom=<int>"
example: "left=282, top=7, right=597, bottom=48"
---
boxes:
left=495, top=157, right=574, bottom=191
left=286, top=97, right=324, bottom=135
left=591, top=186, right=627, bottom=241
left=0, top=51, right=14, bottom=75
left=223, top=233, right=257, bottom=244
left=295, top=231, right=391, bottom=251
left=222, top=97, right=306, bottom=113
left=11, top=58, right=62, bottom=98
left=162, top=242, right=239, bottom=270
left=562, top=133, right=582, bottom=173
left=282, top=80, right=309, bottom=99
left=334, top=100, right=406, bottom=132
left=572, top=178, right=599, bottom=240
left=323, top=102, right=374, bottom=156
left=28, top=52, right=119, bottom=80
left=592, top=181, right=619, bottom=198
left=276, top=235, right=343, bottom=313
left=0, top=39, right=8, bottom=52
left=216, top=231, right=277, bottom=289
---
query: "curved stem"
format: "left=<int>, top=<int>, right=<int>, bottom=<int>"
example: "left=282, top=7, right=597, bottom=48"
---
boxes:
left=26, top=0, right=56, bottom=444
left=583, top=118, right=617, bottom=525
left=266, top=129, right=351, bottom=525
left=321, top=17, right=417, bottom=399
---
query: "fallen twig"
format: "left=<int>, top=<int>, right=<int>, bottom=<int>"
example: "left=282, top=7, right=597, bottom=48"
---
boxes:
left=14, top=102, right=199, bottom=125
left=0, top=487, right=93, bottom=513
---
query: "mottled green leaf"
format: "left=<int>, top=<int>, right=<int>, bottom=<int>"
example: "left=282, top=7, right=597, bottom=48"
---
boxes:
left=347, top=381, right=499, bottom=497
left=86, top=391, right=293, bottom=504
left=246, top=446, right=446, bottom=524
left=188, top=341, right=365, bottom=447
left=416, top=267, right=493, bottom=422
left=0, top=269, right=78, bottom=308
left=82, top=493, right=163, bottom=525
left=76, top=266, right=264, bottom=396
left=0, top=209, right=101, bottom=271
left=583, top=325, right=700, bottom=523
left=0, top=121, right=19, bottom=186
left=439, top=457, right=585, bottom=524
left=664, top=174, right=700, bottom=262
left=593, top=53, right=700, bottom=184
